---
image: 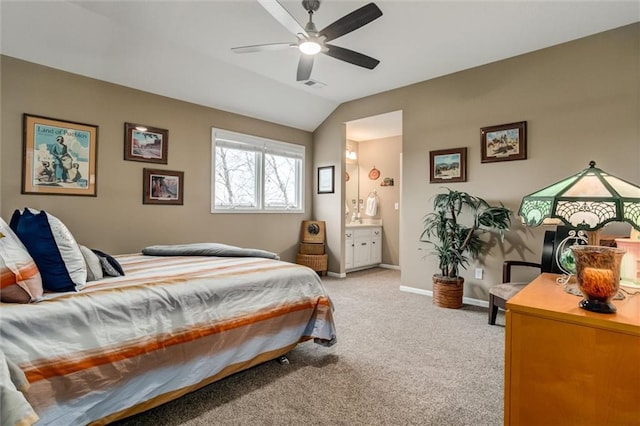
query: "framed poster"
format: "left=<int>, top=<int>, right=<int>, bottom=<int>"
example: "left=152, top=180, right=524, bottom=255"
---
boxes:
left=317, top=166, right=335, bottom=194
left=480, top=121, right=527, bottom=163
left=429, top=147, right=467, bottom=183
left=124, top=122, right=168, bottom=164
left=143, top=168, right=184, bottom=205
left=22, top=114, right=98, bottom=196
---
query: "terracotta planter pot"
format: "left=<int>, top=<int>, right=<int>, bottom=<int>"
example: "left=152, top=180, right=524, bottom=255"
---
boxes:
left=432, top=275, right=464, bottom=309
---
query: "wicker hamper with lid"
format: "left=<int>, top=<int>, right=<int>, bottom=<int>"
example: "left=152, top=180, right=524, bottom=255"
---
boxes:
left=296, top=253, right=328, bottom=276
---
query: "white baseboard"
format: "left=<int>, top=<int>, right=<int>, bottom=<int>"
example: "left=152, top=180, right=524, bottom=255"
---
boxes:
left=399, top=285, right=489, bottom=308
left=326, top=271, right=346, bottom=278
left=379, top=263, right=400, bottom=270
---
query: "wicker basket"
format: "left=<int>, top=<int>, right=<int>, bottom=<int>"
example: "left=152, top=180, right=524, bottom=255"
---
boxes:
left=296, top=253, right=328, bottom=276
left=299, top=242, right=325, bottom=255
left=432, top=276, right=464, bottom=309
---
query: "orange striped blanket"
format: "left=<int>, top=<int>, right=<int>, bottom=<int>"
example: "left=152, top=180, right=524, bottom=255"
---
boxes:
left=0, top=254, right=336, bottom=425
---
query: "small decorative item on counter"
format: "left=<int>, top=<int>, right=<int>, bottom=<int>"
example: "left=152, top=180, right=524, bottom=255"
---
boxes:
left=571, top=245, right=626, bottom=314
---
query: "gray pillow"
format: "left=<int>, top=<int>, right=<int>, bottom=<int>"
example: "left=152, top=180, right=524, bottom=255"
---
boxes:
left=80, top=245, right=103, bottom=282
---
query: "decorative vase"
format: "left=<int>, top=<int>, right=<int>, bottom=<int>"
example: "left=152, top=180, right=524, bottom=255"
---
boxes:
left=570, top=245, right=625, bottom=314
left=432, top=276, right=464, bottom=309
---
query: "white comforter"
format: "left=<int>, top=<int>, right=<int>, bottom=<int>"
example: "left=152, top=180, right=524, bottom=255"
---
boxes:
left=0, top=254, right=336, bottom=425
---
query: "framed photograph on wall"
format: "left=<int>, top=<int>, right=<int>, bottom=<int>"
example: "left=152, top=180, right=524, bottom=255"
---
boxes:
left=22, top=113, right=98, bottom=196
left=143, top=168, right=184, bottom=205
left=317, top=165, right=335, bottom=194
left=125, top=122, right=168, bottom=164
left=480, top=121, right=527, bottom=163
left=429, top=147, right=467, bottom=183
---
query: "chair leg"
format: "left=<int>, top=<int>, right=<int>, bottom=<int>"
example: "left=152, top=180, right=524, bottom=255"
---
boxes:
left=488, top=294, right=499, bottom=325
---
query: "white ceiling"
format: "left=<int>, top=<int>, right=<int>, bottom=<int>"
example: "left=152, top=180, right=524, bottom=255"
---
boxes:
left=346, top=110, right=402, bottom=141
left=1, top=1, right=638, bottom=137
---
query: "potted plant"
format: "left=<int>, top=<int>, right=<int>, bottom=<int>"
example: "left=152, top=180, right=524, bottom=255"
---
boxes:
left=420, top=188, right=512, bottom=308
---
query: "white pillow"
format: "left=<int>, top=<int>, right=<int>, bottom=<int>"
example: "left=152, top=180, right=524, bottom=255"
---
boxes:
left=80, top=245, right=103, bottom=282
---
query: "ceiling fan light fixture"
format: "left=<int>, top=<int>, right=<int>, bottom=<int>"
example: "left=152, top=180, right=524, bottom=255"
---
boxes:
left=299, top=40, right=321, bottom=55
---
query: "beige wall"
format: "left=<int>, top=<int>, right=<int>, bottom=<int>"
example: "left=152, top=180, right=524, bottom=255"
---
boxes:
left=1, top=56, right=314, bottom=261
left=313, top=23, right=640, bottom=297
left=357, top=135, right=401, bottom=266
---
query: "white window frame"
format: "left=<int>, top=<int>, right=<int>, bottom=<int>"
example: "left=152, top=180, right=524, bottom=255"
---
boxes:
left=211, top=128, right=305, bottom=213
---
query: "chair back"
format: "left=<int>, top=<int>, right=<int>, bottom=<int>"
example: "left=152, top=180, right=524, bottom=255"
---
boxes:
left=541, top=226, right=588, bottom=274
left=540, top=229, right=557, bottom=273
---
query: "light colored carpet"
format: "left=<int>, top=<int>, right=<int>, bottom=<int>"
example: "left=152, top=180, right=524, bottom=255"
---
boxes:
left=115, top=268, right=505, bottom=425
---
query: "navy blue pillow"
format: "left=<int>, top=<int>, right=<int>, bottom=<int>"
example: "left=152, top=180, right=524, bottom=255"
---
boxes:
left=10, top=209, right=77, bottom=292
left=91, top=249, right=125, bottom=277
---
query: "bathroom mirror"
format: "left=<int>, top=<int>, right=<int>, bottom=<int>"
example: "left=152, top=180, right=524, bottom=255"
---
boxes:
left=345, top=163, right=359, bottom=221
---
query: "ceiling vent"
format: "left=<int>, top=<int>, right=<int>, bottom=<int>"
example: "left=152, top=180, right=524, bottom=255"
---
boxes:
left=300, top=79, right=326, bottom=88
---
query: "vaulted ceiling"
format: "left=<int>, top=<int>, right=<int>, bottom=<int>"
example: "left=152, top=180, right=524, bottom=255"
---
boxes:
left=1, top=1, right=638, bottom=133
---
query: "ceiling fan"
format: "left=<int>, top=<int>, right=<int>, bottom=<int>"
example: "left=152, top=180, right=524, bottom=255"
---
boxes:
left=232, top=0, right=382, bottom=81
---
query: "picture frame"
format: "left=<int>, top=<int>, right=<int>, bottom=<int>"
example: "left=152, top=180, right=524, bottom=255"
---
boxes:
left=124, top=122, right=168, bottom=164
left=22, top=113, right=98, bottom=196
left=429, top=147, right=467, bottom=183
left=143, top=168, right=184, bottom=205
left=317, top=165, right=335, bottom=194
left=480, top=121, right=527, bottom=163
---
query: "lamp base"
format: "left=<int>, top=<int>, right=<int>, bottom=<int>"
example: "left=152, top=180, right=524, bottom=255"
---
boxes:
left=579, top=298, right=617, bottom=314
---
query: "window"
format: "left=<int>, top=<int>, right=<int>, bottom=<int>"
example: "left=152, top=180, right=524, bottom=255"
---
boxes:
left=211, top=128, right=304, bottom=212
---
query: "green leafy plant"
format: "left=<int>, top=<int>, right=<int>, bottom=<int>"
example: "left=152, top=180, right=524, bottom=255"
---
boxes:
left=420, top=188, right=512, bottom=278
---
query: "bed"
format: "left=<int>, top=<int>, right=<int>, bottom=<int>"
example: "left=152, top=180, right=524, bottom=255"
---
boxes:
left=0, top=249, right=337, bottom=425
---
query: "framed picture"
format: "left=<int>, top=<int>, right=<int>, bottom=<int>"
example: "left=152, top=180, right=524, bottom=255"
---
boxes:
left=124, top=122, right=168, bottom=164
left=22, top=113, right=98, bottom=196
left=143, top=168, right=184, bottom=205
left=480, top=121, right=527, bottom=163
left=317, top=165, right=335, bottom=194
left=429, top=147, right=467, bottom=183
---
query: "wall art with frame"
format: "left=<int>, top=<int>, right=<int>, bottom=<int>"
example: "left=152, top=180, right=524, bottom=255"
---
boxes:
left=124, top=123, right=168, bottom=164
left=143, top=168, right=184, bottom=205
left=480, top=121, right=527, bottom=163
left=22, top=113, right=98, bottom=196
left=317, top=165, right=335, bottom=194
left=429, top=147, right=467, bottom=183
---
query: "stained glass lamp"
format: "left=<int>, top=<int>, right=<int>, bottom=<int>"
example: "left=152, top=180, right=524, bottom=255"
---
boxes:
left=518, top=161, right=640, bottom=313
left=519, top=161, right=640, bottom=243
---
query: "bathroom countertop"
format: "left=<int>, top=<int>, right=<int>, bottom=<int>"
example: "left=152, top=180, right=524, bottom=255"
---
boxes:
left=345, top=222, right=382, bottom=228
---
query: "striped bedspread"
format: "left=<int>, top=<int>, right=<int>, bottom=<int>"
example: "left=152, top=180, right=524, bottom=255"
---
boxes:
left=0, top=254, right=336, bottom=425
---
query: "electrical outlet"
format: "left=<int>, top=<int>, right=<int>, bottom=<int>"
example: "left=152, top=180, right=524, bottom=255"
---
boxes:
left=475, top=268, right=483, bottom=280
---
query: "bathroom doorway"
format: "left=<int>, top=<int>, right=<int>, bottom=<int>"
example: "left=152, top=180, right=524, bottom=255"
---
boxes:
left=345, top=110, right=403, bottom=271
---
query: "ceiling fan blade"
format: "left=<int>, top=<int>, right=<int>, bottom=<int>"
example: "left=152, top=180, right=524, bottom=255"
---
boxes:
left=232, top=42, right=296, bottom=54
left=324, top=44, right=380, bottom=70
left=319, top=3, right=382, bottom=43
left=297, top=54, right=314, bottom=81
left=258, top=0, right=308, bottom=37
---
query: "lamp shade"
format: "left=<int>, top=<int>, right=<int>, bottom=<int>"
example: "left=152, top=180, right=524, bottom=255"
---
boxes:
left=518, top=161, right=640, bottom=231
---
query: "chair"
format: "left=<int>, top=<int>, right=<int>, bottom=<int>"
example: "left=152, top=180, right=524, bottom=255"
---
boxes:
left=488, top=228, right=565, bottom=325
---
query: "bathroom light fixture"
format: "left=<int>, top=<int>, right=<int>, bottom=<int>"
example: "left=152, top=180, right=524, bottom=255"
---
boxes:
left=135, top=126, right=148, bottom=132
left=345, top=150, right=357, bottom=161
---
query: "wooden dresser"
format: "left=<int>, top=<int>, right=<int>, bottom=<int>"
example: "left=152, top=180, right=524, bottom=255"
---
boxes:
left=504, top=273, right=640, bottom=426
